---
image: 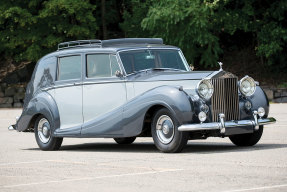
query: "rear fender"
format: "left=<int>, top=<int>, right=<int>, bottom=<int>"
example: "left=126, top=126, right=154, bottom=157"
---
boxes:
left=16, top=92, right=60, bottom=135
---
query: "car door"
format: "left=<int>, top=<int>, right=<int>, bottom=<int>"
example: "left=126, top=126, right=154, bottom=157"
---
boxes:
left=81, top=53, right=126, bottom=136
left=54, top=54, right=83, bottom=132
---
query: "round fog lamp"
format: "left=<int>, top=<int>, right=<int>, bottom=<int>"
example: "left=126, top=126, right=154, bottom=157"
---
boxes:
left=198, top=111, right=207, bottom=122
left=258, top=107, right=265, bottom=117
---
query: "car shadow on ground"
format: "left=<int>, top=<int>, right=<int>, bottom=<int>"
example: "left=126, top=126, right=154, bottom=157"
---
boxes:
left=183, top=142, right=287, bottom=154
left=25, top=142, right=287, bottom=154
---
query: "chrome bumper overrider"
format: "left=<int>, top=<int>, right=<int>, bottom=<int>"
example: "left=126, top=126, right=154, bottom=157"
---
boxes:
left=8, top=116, right=19, bottom=131
left=178, top=112, right=276, bottom=134
left=8, top=125, right=16, bottom=131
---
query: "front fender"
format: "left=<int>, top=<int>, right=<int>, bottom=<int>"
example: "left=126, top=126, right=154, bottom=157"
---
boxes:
left=16, top=91, right=60, bottom=133
left=122, top=86, right=194, bottom=137
left=239, top=86, right=270, bottom=119
left=250, top=86, right=269, bottom=116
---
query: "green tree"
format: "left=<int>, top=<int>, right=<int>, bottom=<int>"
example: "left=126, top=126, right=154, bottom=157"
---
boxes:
left=0, top=0, right=286, bottom=78
left=0, top=0, right=98, bottom=62
left=120, top=0, right=154, bottom=37
left=141, top=0, right=222, bottom=67
left=123, top=0, right=287, bottom=70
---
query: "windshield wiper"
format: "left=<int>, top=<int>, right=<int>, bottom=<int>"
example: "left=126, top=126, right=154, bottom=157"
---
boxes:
left=128, top=68, right=185, bottom=76
left=154, top=68, right=186, bottom=72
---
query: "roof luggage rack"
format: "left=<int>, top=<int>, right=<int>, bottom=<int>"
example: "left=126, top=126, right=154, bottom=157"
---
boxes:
left=58, top=40, right=102, bottom=50
left=57, top=38, right=163, bottom=50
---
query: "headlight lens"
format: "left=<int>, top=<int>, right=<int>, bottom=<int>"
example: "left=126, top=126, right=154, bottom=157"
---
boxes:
left=239, top=76, right=256, bottom=97
left=197, top=79, right=214, bottom=100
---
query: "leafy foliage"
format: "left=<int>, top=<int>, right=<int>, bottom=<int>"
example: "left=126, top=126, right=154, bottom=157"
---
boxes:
left=0, top=0, right=286, bottom=75
left=141, top=0, right=222, bottom=67
left=139, top=0, right=287, bottom=68
left=120, top=0, right=154, bottom=37
left=0, top=0, right=97, bottom=62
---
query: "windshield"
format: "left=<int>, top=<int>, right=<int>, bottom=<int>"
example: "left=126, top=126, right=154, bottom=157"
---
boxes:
left=119, top=49, right=189, bottom=74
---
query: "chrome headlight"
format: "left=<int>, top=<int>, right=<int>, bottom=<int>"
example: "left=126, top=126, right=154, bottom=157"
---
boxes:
left=197, top=79, right=214, bottom=100
left=239, top=76, right=256, bottom=97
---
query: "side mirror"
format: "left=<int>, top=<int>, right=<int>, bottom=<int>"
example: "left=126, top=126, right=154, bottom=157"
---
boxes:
left=190, top=65, right=194, bottom=71
left=115, top=70, right=123, bottom=77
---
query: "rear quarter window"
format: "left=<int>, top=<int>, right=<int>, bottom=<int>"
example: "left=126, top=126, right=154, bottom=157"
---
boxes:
left=58, top=55, right=81, bottom=81
left=33, top=56, right=57, bottom=90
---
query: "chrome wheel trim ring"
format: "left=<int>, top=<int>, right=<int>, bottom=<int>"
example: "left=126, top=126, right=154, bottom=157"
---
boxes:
left=156, top=115, right=175, bottom=144
left=37, top=118, right=51, bottom=144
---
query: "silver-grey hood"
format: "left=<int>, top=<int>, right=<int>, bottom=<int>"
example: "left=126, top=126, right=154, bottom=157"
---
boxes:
left=126, top=71, right=214, bottom=81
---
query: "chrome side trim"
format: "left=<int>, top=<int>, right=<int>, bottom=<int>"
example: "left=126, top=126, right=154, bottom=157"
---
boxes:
left=178, top=117, right=276, bottom=132
left=41, top=83, right=79, bottom=91
left=82, top=80, right=126, bottom=85
left=42, top=80, right=127, bottom=91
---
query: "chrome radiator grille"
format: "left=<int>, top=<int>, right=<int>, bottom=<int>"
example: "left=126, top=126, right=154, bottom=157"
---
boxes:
left=211, top=78, right=240, bottom=121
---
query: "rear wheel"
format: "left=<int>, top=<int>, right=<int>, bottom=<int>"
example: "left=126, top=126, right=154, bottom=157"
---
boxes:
left=34, top=115, right=63, bottom=151
left=151, top=108, right=188, bottom=153
left=229, top=126, right=263, bottom=146
left=114, top=137, right=136, bottom=144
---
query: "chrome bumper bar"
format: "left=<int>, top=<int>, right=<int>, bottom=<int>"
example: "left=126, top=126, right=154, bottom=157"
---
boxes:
left=178, top=112, right=276, bottom=134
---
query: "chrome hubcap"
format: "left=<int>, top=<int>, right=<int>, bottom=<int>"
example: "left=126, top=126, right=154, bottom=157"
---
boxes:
left=37, top=118, right=51, bottom=144
left=156, top=115, right=175, bottom=144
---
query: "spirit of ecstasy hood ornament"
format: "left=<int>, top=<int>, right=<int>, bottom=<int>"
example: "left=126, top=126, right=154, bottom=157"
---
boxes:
left=218, top=62, right=223, bottom=71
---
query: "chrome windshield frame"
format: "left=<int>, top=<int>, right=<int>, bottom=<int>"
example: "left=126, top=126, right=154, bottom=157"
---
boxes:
left=116, top=48, right=191, bottom=76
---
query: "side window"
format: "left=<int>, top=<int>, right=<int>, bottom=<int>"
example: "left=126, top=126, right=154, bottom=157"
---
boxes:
left=110, top=55, right=120, bottom=76
left=58, top=55, right=81, bottom=81
left=33, top=57, right=57, bottom=89
left=86, top=54, right=121, bottom=78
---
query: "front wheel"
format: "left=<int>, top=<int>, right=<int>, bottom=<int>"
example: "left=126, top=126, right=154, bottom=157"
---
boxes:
left=151, top=108, right=188, bottom=153
left=114, top=137, right=136, bottom=144
left=229, top=126, right=263, bottom=146
left=34, top=115, right=63, bottom=151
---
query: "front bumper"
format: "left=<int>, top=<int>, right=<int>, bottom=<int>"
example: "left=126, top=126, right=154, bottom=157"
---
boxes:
left=178, top=112, right=276, bottom=136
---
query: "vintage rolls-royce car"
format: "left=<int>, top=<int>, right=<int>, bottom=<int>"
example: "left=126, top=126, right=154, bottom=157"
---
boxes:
left=9, top=38, right=276, bottom=153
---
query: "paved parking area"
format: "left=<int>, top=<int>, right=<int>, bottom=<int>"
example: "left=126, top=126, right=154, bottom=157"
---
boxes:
left=0, top=104, right=286, bottom=192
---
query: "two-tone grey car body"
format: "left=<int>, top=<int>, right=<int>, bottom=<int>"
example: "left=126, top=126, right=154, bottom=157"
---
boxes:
left=9, top=38, right=276, bottom=152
